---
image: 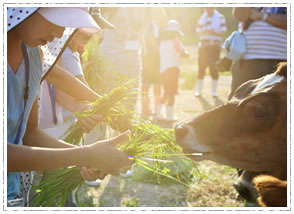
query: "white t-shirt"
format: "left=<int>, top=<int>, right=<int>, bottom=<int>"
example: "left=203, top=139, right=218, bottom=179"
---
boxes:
left=160, top=39, right=184, bottom=73
left=61, top=47, right=83, bottom=76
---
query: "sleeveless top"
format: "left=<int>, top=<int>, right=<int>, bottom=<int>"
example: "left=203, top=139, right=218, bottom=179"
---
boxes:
left=7, top=44, right=42, bottom=200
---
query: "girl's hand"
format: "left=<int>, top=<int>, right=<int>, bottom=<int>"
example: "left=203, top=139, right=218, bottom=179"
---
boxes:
left=76, top=102, right=104, bottom=133
left=80, top=113, right=103, bottom=133
left=80, top=167, right=107, bottom=181
left=85, top=130, right=134, bottom=176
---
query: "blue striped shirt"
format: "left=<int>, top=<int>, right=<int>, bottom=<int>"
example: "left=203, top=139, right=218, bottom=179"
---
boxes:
left=7, top=44, right=42, bottom=200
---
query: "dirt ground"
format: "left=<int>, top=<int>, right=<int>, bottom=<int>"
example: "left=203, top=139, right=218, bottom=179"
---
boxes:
left=76, top=71, right=246, bottom=207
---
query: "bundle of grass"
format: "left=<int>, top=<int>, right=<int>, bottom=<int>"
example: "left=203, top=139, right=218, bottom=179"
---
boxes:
left=131, top=158, right=201, bottom=186
left=62, top=80, right=136, bottom=145
left=120, top=119, right=200, bottom=186
left=30, top=167, right=83, bottom=207
left=31, top=118, right=199, bottom=207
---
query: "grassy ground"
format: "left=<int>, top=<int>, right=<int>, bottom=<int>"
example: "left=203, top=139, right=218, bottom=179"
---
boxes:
left=74, top=45, right=245, bottom=207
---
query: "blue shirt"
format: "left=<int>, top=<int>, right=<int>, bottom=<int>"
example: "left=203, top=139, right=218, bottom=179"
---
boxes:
left=7, top=44, right=42, bottom=200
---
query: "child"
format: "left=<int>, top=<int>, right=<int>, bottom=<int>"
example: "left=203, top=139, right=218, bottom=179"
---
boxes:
left=7, top=7, right=132, bottom=206
left=156, top=19, right=188, bottom=122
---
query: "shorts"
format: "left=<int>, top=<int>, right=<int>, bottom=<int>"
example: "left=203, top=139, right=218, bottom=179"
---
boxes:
left=160, top=67, right=179, bottom=96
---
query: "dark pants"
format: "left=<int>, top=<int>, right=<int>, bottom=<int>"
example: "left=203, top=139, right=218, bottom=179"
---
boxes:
left=198, top=44, right=221, bottom=80
left=229, top=59, right=284, bottom=100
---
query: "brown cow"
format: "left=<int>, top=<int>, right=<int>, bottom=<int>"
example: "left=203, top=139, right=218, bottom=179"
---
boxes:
left=175, top=62, right=287, bottom=206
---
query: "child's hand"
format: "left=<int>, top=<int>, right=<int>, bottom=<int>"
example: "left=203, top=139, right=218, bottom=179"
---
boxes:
left=80, top=113, right=103, bottom=133
left=109, top=115, right=132, bottom=132
left=80, top=167, right=107, bottom=181
left=85, top=130, right=134, bottom=176
left=75, top=103, right=104, bottom=133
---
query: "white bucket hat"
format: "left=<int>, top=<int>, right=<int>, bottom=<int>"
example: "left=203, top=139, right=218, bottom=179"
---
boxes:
left=7, top=7, right=101, bottom=77
left=7, top=7, right=100, bottom=33
left=37, top=7, right=101, bottom=34
left=166, top=19, right=184, bottom=36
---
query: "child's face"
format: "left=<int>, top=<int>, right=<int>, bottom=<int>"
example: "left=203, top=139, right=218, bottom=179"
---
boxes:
left=13, top=12, right=65, bottom=47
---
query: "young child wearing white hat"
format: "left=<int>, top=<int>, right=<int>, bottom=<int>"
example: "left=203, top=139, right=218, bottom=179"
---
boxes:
left=7, top=7, right=132, bottom=206
left=156, top=19, right=189, bottom=122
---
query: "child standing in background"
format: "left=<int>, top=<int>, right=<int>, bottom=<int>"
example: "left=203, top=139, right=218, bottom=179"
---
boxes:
left=156, top=19, right=188, bottom=122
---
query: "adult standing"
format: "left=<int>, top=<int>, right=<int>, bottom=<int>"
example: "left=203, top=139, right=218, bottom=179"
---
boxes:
left=229, top=7, right=287, bottom=100
left=194, top=7, right=227, bottom=97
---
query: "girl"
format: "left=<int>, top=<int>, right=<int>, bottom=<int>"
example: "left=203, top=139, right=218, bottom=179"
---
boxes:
left=7, top=7, right=132, bottom=206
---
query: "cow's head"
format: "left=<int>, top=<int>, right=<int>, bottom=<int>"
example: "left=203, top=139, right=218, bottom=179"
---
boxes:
left=175, top=62, right=287, bottom=202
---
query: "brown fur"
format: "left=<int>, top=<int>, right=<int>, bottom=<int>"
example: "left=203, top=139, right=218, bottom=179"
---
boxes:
left=175, top=62, right=287, bottom=204
left=253, top=175, right=287, bottom=207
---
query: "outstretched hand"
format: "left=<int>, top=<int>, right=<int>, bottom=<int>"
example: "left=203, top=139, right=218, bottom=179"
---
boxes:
left=85, top=130, right=134, bottom=176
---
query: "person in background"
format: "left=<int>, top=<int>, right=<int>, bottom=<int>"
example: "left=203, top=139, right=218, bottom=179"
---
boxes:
left=194, top=7, right=227, bottom=97
left=7, top=7, right=132, bottom=207
left=141, top=8, right=169, bottom=117
left=156, top=19, right=189, bottom=122
left=141, top=20, right=161, bottom=116
left=228, top=7, right=287, bottom=100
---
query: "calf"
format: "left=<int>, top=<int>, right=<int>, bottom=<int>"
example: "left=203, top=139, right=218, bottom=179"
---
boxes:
left=175, top=62, right=287, bottom=205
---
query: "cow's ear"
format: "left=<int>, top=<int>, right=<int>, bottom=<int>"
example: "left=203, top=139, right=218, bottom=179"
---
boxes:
left=231, top=79, right=259, bottom=101
left=276, top=62, right=287, bottom=78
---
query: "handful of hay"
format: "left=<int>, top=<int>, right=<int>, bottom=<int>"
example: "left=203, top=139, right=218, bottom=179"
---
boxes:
left=62, top=80, right=135, bottom=145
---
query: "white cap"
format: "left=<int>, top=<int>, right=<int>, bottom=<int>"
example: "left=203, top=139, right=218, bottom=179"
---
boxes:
left=37, top=7, right=101, bottom=34
left=167, top=19, right=184, bottom=36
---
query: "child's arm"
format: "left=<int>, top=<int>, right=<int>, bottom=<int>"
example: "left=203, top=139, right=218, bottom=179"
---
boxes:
left=45, top=64, right=101, bottom=102
left=7, top=97, right=132, bottom=176
left=55, top=89, right=103, bottom=133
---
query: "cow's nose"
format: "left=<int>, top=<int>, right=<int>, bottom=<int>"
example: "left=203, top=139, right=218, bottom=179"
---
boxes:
left=175, top=124, right=188, bottom=140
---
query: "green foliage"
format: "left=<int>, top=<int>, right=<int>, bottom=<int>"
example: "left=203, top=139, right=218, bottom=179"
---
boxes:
left=132, top=158, right=200, bottom=186
left=31, top=167, right=84, bottom=207
left=62, top=80, right=136, bottom=145
left=82, top=35, right=127, bottom=94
